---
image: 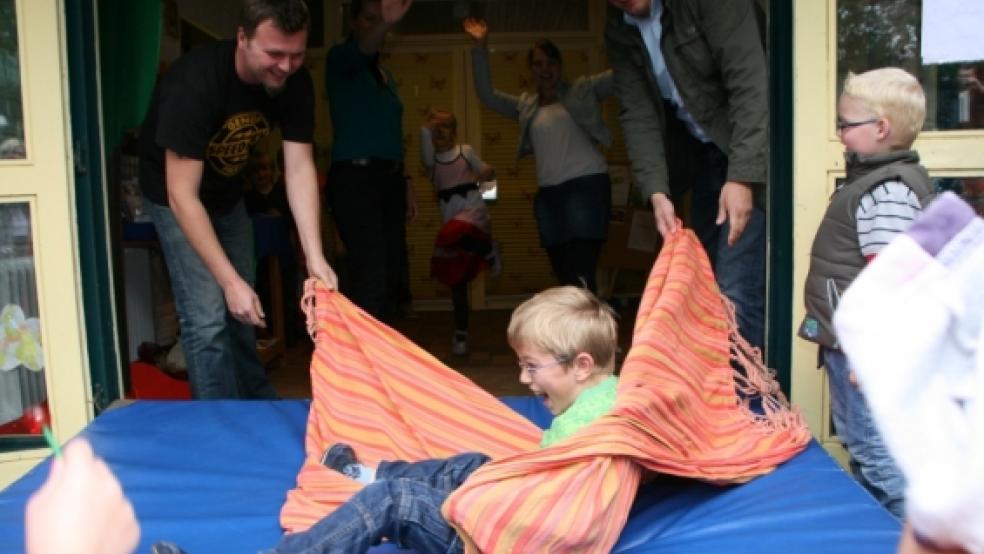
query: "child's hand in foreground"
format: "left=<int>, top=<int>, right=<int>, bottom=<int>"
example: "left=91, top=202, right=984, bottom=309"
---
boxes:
left=26, top=438, right=140, bottom=554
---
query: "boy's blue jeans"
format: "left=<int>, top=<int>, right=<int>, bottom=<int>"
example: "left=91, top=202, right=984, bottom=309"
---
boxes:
left=823, top=347, right=905, bottom=517
left=272, top=452, right=490, bottom=554
left=146, top=199, right=277, bottom=399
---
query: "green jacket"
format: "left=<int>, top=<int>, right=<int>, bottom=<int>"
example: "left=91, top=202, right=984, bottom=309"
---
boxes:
left=605, top=0, right=768, bottom=199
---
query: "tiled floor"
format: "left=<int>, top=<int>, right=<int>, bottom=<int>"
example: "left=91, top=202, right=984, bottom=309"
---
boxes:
left=268, top=302, right=638, bottom=400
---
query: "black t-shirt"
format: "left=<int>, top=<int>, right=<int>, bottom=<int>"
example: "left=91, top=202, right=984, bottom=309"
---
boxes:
left=139, top=40, right=314, bottom=214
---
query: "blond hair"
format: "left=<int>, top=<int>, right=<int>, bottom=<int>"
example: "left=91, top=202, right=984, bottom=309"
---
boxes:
left=507, top=286, right=618, bottom=372
left=842, top=68, right=926, bottom=149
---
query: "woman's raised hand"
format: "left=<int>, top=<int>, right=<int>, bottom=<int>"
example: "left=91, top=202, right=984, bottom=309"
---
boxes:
left=381, top=0, right=414, bottom=26
left=463, top=17, right=488, bottom=48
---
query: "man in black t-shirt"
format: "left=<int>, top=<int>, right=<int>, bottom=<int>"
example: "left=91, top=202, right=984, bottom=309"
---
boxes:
left=139, top=0, right=336, bottom=399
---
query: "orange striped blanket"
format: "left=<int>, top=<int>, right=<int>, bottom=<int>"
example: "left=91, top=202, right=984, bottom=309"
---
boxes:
left=281, top=230, right=811, bottom=552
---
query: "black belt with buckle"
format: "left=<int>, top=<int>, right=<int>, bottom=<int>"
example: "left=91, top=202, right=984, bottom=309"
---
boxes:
left=436, top=182, right=479, bottom=203
left=334, top=157, right=403, bottom=174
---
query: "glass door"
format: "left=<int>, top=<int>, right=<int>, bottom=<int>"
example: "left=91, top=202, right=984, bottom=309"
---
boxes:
left=792, top=0, right=984, bottom=458
left=0, top=0, right=92, bottom=486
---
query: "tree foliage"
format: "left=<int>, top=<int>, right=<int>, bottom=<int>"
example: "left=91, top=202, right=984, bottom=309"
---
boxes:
left=837, top=0, right=922, bottom=85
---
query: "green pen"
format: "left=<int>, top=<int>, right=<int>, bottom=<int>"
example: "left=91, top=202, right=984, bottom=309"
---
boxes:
left=41, top=425, right=62, bottom=458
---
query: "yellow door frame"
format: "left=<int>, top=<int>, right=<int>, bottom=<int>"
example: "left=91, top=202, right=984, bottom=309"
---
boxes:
left=0, top=0, right=92, bottom=487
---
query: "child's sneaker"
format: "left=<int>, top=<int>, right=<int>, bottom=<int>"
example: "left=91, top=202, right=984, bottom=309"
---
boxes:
left=321, top=442, right=361, bottom=480
left=487, top=241, right=502, bottom=278
left=452, top=331, right=468, bottom=356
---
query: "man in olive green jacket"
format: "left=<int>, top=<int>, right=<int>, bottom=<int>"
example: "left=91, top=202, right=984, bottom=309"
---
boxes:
left=606, top=0, right=768, bottom=348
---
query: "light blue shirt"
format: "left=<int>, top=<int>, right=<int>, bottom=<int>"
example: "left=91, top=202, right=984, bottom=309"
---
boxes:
left=623, top=1, right=710, bottom=143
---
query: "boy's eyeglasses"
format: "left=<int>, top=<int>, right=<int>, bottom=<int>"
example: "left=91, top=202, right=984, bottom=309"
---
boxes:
left=517, top=357, right=569, bottom=374
left=836, top=118, right=879, bottom=132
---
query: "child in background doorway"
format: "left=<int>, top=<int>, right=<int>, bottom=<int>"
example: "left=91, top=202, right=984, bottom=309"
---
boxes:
left=420, top=108, right=500, bottom=356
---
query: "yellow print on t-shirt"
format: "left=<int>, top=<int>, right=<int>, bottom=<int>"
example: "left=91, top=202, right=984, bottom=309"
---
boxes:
left=207, top=111, right=270, bottom=177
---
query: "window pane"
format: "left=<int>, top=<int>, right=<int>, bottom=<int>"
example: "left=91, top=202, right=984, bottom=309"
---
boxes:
left=0, top=0, right=26, bottom=159
left=938, top=177, right=984, bottom=216
left=837, top=0, right=984, bottom=131
left=0, top=202, right=46, bottom=443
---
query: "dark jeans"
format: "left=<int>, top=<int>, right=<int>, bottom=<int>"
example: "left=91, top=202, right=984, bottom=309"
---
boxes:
left=533, top=172, right=611, bottom=247
left=546, top=239, right=603, bottom=293
left=272, top=452, right=490, bottom=554
left=145, top=199, right=277, bottom=399
left=328, top=162, right=409, bottom=321
left=534, top=172, right=611, bottom=293
left=689, top=143, right=766, bottom=350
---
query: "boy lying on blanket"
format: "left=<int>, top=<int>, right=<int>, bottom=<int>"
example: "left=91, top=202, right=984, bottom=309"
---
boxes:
left=271, top=286, right=618, bottom=554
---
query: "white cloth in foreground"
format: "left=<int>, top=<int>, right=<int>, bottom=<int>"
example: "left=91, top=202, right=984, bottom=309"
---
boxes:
left=834, top=192, right=984, bottom=554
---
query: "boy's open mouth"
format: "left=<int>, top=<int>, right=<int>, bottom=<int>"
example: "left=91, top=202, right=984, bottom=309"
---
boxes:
left=531, top=388, right=552, bottom=411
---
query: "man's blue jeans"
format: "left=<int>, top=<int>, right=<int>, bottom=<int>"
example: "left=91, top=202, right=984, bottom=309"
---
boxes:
left=690, top=144, right=766, bottom=350
left=146, top=199, right=277, bottom=399
left=823, top=347, right=905, bottom=517
left=273, top=452, right=490, bottom=554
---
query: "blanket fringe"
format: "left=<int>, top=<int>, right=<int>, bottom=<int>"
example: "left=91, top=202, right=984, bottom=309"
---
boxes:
left=301, top=278, right=319, bottom=342
left=721, top=293, right=805, bottom=433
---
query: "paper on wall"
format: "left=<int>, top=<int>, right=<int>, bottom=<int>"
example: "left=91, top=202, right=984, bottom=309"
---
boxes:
left=922, top=0, right=984, bottom=64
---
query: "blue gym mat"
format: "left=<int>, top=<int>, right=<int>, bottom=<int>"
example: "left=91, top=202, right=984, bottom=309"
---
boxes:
left=0, top=399, right=900, bottom=553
